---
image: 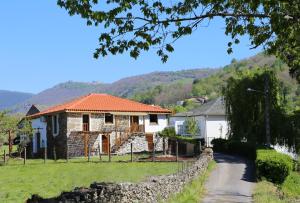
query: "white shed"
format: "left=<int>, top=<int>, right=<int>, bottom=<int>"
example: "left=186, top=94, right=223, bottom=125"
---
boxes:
left=170, top=97, right=229, bottom=146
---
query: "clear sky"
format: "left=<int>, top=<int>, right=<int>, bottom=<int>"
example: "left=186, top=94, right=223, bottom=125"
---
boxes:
left=0, top=1, right=262, bottom=94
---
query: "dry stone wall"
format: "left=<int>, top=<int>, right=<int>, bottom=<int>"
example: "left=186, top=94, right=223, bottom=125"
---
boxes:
left=27, top=149, right=213, bottom=203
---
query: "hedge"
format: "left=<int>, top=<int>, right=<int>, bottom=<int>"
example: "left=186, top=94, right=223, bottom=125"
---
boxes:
left=211, top=138, right=256, bottom=160
left=256, top=149, right=293, bottom=184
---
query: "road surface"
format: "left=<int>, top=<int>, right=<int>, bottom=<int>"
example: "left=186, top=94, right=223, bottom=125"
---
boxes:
left=202, top=153, right=256, bottom=203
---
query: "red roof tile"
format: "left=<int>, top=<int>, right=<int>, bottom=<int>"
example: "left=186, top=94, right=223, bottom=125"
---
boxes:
left=29, top=93, right=171, bottom=118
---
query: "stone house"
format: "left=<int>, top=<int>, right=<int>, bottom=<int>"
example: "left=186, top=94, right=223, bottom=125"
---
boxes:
left=170, top=97, right=229, bottom=149
left=27, top=93, right=171, bottom=158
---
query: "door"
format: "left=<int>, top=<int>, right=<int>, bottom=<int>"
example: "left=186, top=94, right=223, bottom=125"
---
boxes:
left=82, top=115, right=90, bottom=131
left=146, top=133, right=154, bottom=151
left=130, top=116, right=139, bottom=132
left=102, top=135, right=109, bottom=154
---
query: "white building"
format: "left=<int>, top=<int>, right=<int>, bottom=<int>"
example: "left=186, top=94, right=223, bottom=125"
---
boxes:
left=170, top=97, right=229, bottom=146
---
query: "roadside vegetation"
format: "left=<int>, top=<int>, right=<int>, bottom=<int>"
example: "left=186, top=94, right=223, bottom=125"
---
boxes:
left=167, top=160, right=216, bottom=203
left=254, top=150, right=300, bottom=203
left=0, top=156, right=178, bottom=203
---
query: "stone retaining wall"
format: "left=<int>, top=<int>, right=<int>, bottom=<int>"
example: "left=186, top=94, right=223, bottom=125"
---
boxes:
left=27, top=149, right=213, bottom=203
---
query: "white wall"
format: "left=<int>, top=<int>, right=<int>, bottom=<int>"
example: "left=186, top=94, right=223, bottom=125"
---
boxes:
left=31, top=117, right=47, bottom=153
left=169, top=116, right=185, bottom=134
left=206, top=115, right=228, bottom=146
left=170, top=116, right=206, bottom=138
left=194, top=116, right=206, bottom=138
left=170, top=115, right=229, bottom=146
left=143, top=114, right=169, bottom=133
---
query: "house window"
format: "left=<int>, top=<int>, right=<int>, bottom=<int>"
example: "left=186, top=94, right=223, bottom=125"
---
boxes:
left=149, top=114, right=158, bottom=124
left=105, top=113, right=114, bottom=124
left=52, top=115, right=59, bottom=135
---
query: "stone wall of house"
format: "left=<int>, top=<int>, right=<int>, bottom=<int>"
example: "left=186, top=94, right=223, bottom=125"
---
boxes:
left=115, top=134, right=167, bottom=155
left=116, top=134, right=149, bottom=154
left=27, top=149, right=214, bottom=203
left=67, top=113, right=82, bottom=135
left=46, top=113, right=68, bottom=159
left=67, top=132, right=100, bottom=157
left=90, top=113, right=105, bottom=131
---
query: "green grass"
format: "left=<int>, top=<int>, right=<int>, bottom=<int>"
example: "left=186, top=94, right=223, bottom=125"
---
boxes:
left=281, top=172, right=300, bottom=199
left=0, top=155, right=178, bottom=203
left=254, top=172, right=300, bottom=203
left=167, top=160, right=216, bottom=203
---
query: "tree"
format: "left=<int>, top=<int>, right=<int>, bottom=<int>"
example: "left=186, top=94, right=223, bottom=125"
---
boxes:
left=184, top=117, right=200, bottom=137
left=0, top=112, right=18, bottom=145
left=223, top=68, right=299, bottom=152
left=57, top=1, right=300, bottom=81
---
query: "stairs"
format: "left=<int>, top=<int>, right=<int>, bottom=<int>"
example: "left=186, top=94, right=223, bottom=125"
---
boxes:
left=111, top=132, right=145, bottom=153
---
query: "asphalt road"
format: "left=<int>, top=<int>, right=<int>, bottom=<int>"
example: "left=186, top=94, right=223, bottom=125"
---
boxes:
left=202, top=153, right=256, bottom=203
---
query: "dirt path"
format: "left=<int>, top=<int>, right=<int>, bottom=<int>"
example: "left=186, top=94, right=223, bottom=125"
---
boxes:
left=202, top=153, right=256, bottom=203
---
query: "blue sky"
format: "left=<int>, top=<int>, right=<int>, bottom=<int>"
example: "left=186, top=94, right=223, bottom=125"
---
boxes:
left=0, top=1, right=262, bottom=94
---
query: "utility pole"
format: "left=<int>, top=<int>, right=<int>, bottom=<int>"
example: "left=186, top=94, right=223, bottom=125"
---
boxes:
left=247, top=73, right=271, bottom=147
left=264, top=74, right=271, bottom=147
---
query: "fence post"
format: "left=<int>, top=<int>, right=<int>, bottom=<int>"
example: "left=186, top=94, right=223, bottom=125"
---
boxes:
left=108, top=134, right=111, bottom=162
left=152, top=143, right=155, bottom=162
left=98, top=142, right=102, bottom=161
left=176, top=141, right=178, bottom=162
left=131, top=143, right=133, bottom=162
left=66, top=142, right=69, bottom=163
left=88, top=144, right=91, bottom=162
left=53, top=145, right=57, bottom=162
left=23, top=147, right=26, bottom=165
left=3, top=150, right=6, bottom=165
left=44, top=145, right=47, bottom=164
left=199, top=140, right=202, bottom=155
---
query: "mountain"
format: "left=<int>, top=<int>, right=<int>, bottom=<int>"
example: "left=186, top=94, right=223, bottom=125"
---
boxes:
left=7, top=68, right=218, bottom=113
left=0, top=90, right=34, bottom=111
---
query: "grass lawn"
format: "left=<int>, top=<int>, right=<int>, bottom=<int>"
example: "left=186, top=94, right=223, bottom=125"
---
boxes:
left=167, top=160, right=216, bottom=203
left=0, top=155, right=178, bottom=203
left=254, top=172, right=300, bottom=203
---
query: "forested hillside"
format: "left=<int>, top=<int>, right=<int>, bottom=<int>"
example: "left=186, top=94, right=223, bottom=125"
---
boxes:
left=132, top=54, right=299, bottom=112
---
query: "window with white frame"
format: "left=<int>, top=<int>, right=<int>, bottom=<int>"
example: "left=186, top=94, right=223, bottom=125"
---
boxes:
left=52, top=115, right=59, bottom=136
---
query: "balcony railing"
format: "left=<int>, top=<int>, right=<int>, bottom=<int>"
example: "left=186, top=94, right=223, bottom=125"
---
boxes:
left=83, top=123, right=89, bottom=132
left=130, top=124, right=145, bottom=133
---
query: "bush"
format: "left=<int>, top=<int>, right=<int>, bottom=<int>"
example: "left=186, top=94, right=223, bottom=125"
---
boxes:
left=211, top=138, right=228, bottom=152
left=227, top=140, right=256, bottom=160
left=211, top=138, right=256, bottom=160
left=256, top=149, right=293, bottom=184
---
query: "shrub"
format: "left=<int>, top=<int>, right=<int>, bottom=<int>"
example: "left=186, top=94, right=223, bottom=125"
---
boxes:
left=211, top=138, right=256, bottom=160
left=256, top=149, right=293, bottom=184
left=227, top=140, right=256, bottom=160
left=211, top=138, right=228, bottom=152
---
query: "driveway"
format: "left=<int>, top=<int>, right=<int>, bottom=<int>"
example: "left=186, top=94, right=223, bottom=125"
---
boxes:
left=202, top=153, right=256, bottom=203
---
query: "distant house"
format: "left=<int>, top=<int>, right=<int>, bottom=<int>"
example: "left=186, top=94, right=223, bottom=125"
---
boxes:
left=27, top=93, right=171, bottom=158
left=170, top=97, right=228, bottom=147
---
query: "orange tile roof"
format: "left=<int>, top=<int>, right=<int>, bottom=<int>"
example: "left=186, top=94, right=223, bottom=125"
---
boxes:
left=29, top=93, right=171, bottom=118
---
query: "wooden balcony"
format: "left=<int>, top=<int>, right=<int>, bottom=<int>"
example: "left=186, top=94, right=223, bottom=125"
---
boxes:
left=130, top=124, right=145, bottom=133
left=83, top=123, right=89, bottom=132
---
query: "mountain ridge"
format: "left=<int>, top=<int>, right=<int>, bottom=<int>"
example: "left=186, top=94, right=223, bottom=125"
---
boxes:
left=5, top=68, right=218, bottom=113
